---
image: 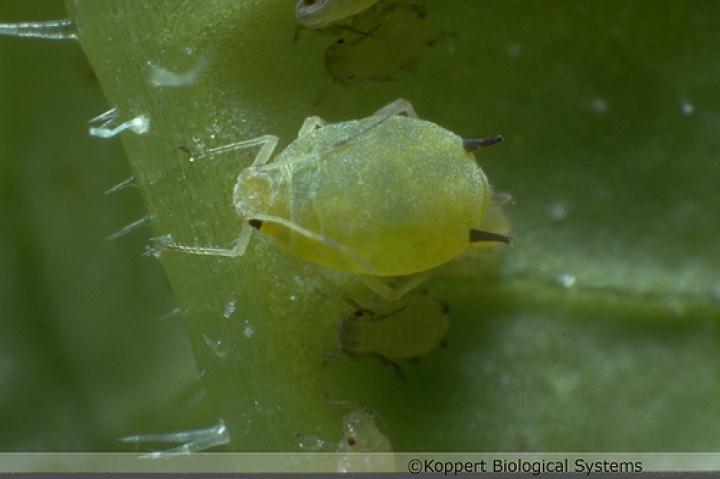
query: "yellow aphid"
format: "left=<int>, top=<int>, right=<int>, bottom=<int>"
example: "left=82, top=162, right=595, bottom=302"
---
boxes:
left=160, top=99, right=509, bottom=300
left=296, top=0, right=380, bottom=29
left=338, top=292, right=448, bottom=368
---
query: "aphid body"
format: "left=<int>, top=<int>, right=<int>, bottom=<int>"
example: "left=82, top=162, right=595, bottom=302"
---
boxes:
left=339, top=408, right=392, bottom=452
left=325, top=3, right=433, bottom=85
left=338, top=293, right=448, bottom=363
left=162, top=99, right=507, bottom=299
left=337, top=408, right=394, bottom=472
left=296, top=0, right=380, bottom=29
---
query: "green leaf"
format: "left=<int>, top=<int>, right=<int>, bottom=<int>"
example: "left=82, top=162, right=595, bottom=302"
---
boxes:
left=4, top=0, right=719, bottom=451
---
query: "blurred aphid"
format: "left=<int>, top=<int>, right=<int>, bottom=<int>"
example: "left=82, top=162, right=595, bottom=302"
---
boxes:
left=296, top=0, right=380, bottom=29
left=337, top=408, right=394, bottom=472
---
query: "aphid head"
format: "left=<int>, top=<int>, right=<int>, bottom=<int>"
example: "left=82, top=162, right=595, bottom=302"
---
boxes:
left=232, top=168, right=286, bottom=220
left=295, top=0, right=331, bottom=28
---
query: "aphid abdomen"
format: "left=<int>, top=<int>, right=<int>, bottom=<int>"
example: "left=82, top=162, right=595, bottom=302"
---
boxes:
left=309, top=116, right=489, bottom=276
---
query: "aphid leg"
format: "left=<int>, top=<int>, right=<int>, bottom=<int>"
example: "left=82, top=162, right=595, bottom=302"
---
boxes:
left=371, top=98, right=418, bottom=118
left=252, top=214, right=379, bottom=275
left=157, top=222, right=254, bottom=257
left=340, top=347, right=405, bottom=380
left=298, top=116, right=328, bottom=138
left=194, top=135, right=279, bottom=166
left=327, top=98, right=418, bottom=152
left=360, top=272, right=431, bottom=301
left=159, top=135, right=277, bottom=257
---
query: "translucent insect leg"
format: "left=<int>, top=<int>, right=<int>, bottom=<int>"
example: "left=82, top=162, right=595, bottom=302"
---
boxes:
left=371, top=98, right=418, bottom=118
left=325, top=98, right=419, bottom=153
left=251, top=213, right=379, bottom=275
left=157, top=135, right=279, bottom=257
left=156, top=222, right=254, bottom=258
left=361, top=271, right=432, bottom=301
left=193, top=135, right=279, bottom=166
left=298, top=116, right=328, bottom=138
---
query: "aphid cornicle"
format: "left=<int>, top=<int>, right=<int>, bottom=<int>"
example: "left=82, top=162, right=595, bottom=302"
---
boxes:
left=161, top=99, right=509, bottom=300
left=296, top=0, right=381, bottom=29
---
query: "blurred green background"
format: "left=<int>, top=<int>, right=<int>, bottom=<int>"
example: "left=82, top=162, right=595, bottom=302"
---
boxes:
left=1, top=0, right=719, bottom=452
left=0, top=0, right=202, bottom=450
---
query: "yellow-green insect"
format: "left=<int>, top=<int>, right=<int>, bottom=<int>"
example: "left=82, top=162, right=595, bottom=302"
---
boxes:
left=296, top=0, right=380, bottom=29
left=160, top=99, right=509, bottom=300
left=338, top=292, right=448, bottom=371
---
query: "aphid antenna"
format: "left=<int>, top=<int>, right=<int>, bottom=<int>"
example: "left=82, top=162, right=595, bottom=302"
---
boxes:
left=252, top=213, right=380, bottom=275
left=463, top=134, right=503, bottom=152
left=324, top=113, right=395, bottom=154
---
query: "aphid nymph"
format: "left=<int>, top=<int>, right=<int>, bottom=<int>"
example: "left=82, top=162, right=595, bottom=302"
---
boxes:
left=296, top=0, right=381, bottom=29
left=337, top=291, right=449, bottom=374
left=337, top=407, right=393, bottom=472
left=160, top=98, right=509, bottom=300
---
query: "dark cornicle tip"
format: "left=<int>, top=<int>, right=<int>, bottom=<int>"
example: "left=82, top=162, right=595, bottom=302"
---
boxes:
left=469, top=229, right=512, bottom=244
left=463, top=134, right=504, bottom=152
left=248, top=219, right=263, bottom=230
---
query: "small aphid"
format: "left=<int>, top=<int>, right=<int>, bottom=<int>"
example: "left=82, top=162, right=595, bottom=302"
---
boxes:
left=159, top=99, right=509, bottom=300
left=296, top=0, right=380, bottom=29
left=337, top=292, right=449, bottom=371
left=339, top=408, right=391, bottom=451
left=324, top=3, right=435, bottom=85
left=337, top=408, right=394, bottom=472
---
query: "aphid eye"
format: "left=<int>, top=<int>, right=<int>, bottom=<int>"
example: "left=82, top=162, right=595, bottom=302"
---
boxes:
left=248, top=219, right=263, bottom=230
left=304, top=0, right=317, bottom=5
left=346, top=436, right=357, bottom=447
